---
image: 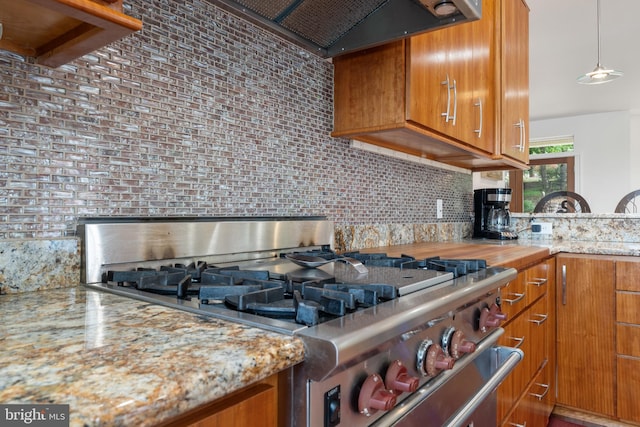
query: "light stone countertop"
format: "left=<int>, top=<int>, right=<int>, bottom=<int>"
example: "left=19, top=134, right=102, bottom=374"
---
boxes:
left=499, top=238, right=640, bottom=257
left=0, top=287, right=305, bottom=427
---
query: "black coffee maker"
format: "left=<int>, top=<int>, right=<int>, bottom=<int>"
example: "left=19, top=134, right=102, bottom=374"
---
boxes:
left=473, top=188, right=518, bottom=240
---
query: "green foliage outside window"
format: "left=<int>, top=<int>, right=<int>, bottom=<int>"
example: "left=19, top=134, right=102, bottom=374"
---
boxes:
left=522, top=142, right=574, bottom=212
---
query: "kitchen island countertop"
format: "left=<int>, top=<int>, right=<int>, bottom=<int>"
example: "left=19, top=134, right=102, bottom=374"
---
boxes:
left=0, top=287, right=305, bottom=427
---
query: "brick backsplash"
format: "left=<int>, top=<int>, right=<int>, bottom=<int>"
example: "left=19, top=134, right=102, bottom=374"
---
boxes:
left=0, top=0, right=472, bottom=240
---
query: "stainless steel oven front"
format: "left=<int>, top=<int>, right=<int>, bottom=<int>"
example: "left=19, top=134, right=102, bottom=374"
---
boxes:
left=288, top=278, right=523, bottom=427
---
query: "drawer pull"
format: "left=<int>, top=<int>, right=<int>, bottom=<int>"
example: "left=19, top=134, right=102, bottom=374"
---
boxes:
left=528, top=313, right=548, bottom=325
left=507, top=336, right=525, bottom=349
left=502, top=292, right=525, bottom=305
left=528, top=278, right=547, bottom=287
left=530, top=382, right=550, bottom=400
left=562, top=264, right=567, bottom=305
left=508, top=422, right=527, bottom=427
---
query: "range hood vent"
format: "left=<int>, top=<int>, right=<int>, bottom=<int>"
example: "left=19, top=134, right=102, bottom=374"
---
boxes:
left=214, top=0, right=481, bottom=58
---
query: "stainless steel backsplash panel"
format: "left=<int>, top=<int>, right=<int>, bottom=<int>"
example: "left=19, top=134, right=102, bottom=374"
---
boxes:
left=78, top=217, right=333, bottom=283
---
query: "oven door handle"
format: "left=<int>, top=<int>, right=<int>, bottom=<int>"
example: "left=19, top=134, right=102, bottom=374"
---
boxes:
left=444, top=345, right=523, bottom=427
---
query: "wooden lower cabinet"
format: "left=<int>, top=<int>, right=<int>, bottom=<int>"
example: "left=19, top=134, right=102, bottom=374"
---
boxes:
left=498, top=257, right=555, bottom=426
left=616, top=259, right=640, bottom=424
left=556, top=254, right=616, bottom=417
left=158, top=373, right=279, bottom=427
left=556, top=254, right=640, bottom=424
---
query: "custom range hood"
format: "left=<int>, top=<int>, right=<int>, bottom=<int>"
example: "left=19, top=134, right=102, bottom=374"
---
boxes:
left=214, top=0, right=481, bottom=58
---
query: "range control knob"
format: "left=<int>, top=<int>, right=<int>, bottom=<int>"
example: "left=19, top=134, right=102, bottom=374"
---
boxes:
left=417, top=339, right=455, bottom=377
left=479, top=306, right=502, bottom=332
left=490, top=303, right=508, bottom=321
left=448, top=330, right=476, bottom=359
left=384, top=360, right=419, bottom=395
left=358, top=374, right=397, bottom=417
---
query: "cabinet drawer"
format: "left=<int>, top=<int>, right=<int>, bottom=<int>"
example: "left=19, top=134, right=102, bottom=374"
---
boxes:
left=498, top=313, right=530, bottom=421
left=616, top=260, right=640, bottom=291
left=526, top=296, right=549, bottom=375
left=500, top=272, right=528, bottom=321
left=617, top=324, right=640, bottom=357
left=525, top=260, right=550, bottom=305
left=617, top=356, right=640, bottom=424
left=500, top=367, right=549, bottom=427
left=616, top=292, right=640, bottom=324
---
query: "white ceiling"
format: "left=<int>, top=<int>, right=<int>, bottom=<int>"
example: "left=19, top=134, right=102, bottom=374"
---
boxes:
left=528, top=0, right=640, bottom=120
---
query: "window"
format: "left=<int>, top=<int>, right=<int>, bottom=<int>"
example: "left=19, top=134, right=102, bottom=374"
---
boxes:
left=508, top=136, right=576, bottom=213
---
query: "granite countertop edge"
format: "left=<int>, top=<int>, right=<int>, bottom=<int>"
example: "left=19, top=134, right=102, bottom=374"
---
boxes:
left=0, top=287, right=305, bottom=427
left=503, top=238, right=640, bottom=257
left=3, top=239, right=639, bottom=426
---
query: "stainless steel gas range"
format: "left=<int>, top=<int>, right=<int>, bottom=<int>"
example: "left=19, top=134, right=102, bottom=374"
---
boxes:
left=78, top=217, right=523, bottom=427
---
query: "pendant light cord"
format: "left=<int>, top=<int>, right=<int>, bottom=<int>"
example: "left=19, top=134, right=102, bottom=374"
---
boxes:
left=596, top=0, right=602, bottom=67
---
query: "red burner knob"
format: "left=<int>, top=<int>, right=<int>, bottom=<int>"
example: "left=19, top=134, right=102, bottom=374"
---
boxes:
left=385, top=360, right=419, bottom=395
left=479, top=307, right=502, bottom=332
left=449, top=330, right=476, bottom=360
left=417, top=340, right=455, bottom=377
left=490, top=303, right=508, bottom=321
left=358, top=374, right=397, bottom=416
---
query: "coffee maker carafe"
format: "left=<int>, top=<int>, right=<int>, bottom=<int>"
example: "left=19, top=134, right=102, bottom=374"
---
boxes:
left=473, top=188, right=518, bottom=240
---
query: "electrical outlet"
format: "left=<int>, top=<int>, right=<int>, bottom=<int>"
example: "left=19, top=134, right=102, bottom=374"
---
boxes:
left=531, top=222, right=553, bottom=235
left=436, top=199, right=443, bottom=219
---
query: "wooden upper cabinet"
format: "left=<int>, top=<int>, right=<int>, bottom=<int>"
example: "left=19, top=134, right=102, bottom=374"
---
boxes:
left=500, top=0, right=530, bottom=164
left=0, top=0, right=142, bottom=68
left=332, top=0, right=529, bottom=171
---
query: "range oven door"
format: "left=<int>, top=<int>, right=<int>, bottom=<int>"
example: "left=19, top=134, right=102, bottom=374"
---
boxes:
left=372, top=338, right=523, bottom=427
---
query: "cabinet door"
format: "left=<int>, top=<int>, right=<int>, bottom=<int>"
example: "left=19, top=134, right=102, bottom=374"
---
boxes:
left=333, top=41, right=406, bottom=133
left=407, top=26, right=464, bottom=138
left=187, top=383, right=277, bottom=427
left=467, top=0, right=497, bottom=154
left=500, top=0, right=529, bottom=163
left=618, top=356, right=640, bottom=423
left=556, top=254, right=615, bottom=417
left=408, top=19, right=488, bottom=150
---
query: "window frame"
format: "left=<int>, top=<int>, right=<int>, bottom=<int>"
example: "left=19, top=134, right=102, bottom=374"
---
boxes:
left=509, top=155, right=576, bottom=213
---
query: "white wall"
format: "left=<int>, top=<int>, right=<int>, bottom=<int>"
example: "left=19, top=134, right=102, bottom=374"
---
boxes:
left=530, top=111, right=636, bottom=213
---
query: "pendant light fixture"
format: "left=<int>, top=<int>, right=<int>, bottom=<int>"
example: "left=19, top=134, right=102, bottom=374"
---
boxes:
left=577, top=0, right=623, bottom=85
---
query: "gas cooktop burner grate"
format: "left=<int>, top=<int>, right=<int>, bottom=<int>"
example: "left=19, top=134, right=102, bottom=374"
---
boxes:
left=103, top=260, right=401, bottom=326
left=342, top=252, right=487, bottom=277
left=102, top=251, right=487, bottom=326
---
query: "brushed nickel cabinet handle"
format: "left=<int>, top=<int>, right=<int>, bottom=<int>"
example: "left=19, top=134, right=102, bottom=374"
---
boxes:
left=502, top=292, right=525, bottom=305
left=528, top=313, right=548, bottom=325
left=474, top=98, right=483, bottom=138
left=451, top=79, right=457, bottom=125
left=562, top=264, right=567, bottom=305
left=530, top=382, right=550, bottom=400
left=508, top=336, right=525, bottom=349
left=441, top=74, right=451, bottom=122
left=528, top=277, right=547, bottom=287
left=521, top=118, right=526, bottom=152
